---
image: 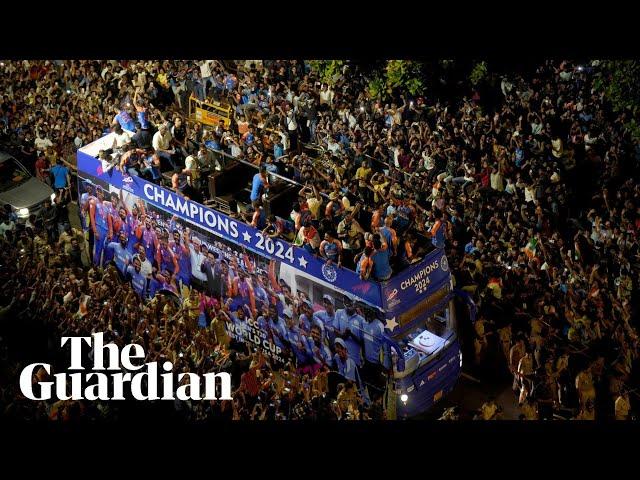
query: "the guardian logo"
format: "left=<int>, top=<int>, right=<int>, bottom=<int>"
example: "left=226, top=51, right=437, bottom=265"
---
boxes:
left=19, top=333, right=231, bottom=401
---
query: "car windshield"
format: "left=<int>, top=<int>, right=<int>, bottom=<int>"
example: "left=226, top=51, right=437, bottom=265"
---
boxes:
left=0, top=158, right=30, bottom=192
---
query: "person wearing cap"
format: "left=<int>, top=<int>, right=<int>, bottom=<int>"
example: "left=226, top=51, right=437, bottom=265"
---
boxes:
left=333, top=337, right=358, bottom=382
left=313, top=294, right=338, bottom=344
left=325, top=191, right=344, bottom=222
left=334, top=298, right=365, bottom=368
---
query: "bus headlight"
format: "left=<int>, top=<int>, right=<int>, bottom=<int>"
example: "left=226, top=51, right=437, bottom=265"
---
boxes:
left=400, top=394, right=408, bottom=404
left=17, top=208, right=30, bottom=218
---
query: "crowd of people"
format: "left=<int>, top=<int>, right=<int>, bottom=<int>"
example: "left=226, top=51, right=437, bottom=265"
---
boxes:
left=1, top=59, right=639, bottom=421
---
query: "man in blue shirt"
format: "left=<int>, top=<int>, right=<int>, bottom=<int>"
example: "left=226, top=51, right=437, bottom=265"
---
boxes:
left=126, top=257, right=148, bottom=299
left=113, top=106, right=136, bottom=132
left=371, top=235, right=392, bottom=281
left=312, top=294, right=338, bottom=344
left=302, top=324, right=332, bottom=374
left=250, top=165, right=269, bottom=209
left=105, top=231, right=132, bottom=276
left=298, top=299, right=314, bottom=334
left=333, top=338, right=358, bottom=382
left=361, top=314, right=391, bottom=391
left=50, top=159, right=70, bottom=192
left=334, top=298, right=365, bottom=367
left=258, top=304, right=289, bottom=354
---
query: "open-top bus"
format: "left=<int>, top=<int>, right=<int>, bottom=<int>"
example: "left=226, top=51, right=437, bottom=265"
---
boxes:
left=76, top=132, right=475, bottom=418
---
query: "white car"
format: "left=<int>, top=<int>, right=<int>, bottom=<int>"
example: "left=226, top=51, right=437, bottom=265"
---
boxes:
left=0, top=152, right=55, bottom=222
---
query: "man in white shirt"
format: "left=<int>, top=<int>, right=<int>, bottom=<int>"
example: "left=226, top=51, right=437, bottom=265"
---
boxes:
left=112, top=124, right=132, bottom=151
left=34, top=131, right=53, bottom=154
left=183, top=154, right=199, bottom=187
left=200, top=60, right=214, bottom=97
left=152, top=123, right=177, bottom=171
left=0, top=216, right=15, bottom=238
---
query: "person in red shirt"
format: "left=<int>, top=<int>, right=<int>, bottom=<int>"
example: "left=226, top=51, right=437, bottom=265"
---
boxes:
left=35, top=154, right=50, bottom=185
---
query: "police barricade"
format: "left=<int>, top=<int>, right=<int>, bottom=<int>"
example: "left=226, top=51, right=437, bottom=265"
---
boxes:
left=188, top=95, right=232, bottom=129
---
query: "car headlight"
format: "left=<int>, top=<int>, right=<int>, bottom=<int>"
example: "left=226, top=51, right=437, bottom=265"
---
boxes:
left=459, top=351, right=463, bottom=368
left=17, top=208, right=30, bottom=218
left=50, top=192, right=57, bottom=202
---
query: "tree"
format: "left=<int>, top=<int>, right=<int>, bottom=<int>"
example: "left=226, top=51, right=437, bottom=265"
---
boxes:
left=308, top=60, right=346, bottom=86
left=469, top=61, right=488, bottom=86
left=593, top=60, right=640, bottom=142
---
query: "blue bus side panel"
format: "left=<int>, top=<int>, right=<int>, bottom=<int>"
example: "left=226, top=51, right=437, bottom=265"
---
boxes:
left=396, top=340, right=461, bottom=417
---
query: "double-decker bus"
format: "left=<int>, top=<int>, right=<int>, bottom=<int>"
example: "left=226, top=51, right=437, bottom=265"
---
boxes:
left=76, top=133, right=475, bottom=418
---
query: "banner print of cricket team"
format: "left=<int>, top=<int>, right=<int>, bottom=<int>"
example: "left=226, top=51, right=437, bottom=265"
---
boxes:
left=78, top=173, right=394, bottom=392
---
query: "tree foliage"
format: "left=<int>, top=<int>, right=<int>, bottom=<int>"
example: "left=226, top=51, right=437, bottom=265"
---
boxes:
left=308, top=60, right=346, bottom=86
left=593, top=60, right=640, bottom=142
left=469, top=61, right=488, bottom=86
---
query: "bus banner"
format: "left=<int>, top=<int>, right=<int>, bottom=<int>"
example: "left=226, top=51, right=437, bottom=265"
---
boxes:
left=381, top=250, right=451, bottom=315
left=76, top=151, right=384, bottom=308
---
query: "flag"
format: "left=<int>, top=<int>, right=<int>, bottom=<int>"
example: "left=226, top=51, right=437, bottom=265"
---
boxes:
left=523, top=237, right=538, bottom=258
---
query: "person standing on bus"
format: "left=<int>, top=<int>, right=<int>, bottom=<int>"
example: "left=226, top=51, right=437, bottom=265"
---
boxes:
left=112, top=105, right=136, bottom=133
left=320, top=231, right=343, bottom=267
left=428, top=209, right=447, bottom=249
left=371, top=235, right=392, bottom=282
left=89, top=186, right=113, bottom=266
left=313, top=294, right=338, bottom=345
left=334, top=298, right=365, bottom=368
left=378, top=215, right=399, bottom=257
left=133, top=89, right=151, bottom=130
left=250, top=165, right=270, bottom=210
left=355, top=246, right=374, bottom=280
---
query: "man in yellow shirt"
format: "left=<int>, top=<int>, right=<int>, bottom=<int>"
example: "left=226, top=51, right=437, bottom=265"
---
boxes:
left=355, top=160, right=372, bottom=200
left=299, top=184, right=322, bottom=221
left=614, top=391, right=631, bottom=420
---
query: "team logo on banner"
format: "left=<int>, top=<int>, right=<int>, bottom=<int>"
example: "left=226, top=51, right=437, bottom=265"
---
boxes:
left=441, top=256, right=449, bottom=272
left=321, top=263, right=338, bottom=283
